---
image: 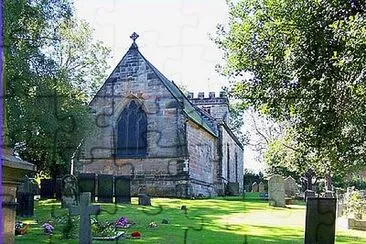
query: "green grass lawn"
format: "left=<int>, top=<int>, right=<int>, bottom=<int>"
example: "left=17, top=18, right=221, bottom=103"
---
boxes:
left=15, top=193, right=366, bottom=243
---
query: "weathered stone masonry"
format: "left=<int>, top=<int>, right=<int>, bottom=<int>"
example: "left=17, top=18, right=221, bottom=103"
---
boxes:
left=76, top=35, right=244, bottom=197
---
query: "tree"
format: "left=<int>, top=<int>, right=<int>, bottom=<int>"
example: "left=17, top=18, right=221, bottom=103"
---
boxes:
left=4, top=0, right=110, bottom=178
left=214, top=0, right=366, bottom=178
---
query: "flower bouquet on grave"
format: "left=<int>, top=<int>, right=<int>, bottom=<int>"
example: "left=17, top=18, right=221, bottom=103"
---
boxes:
left=115, top=216, right=135, bottom=229
left=130, top=231, right=141, bottom=239
left=41, top=221, right=54, bottom=235
left=15, top=221, right=29, bottom=235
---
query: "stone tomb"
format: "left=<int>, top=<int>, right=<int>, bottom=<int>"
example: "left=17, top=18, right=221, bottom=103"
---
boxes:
left=115, top=176, right=131, bottom=204
left=16, top=177, right=34, bottom=217
left=251, top=182, right=259, bottom=192
left=69, top=192, right=100, bottom=244
left=97, top=174, right=114, bottom=203
left=284, top=176, right=298, bottom=197
left=78, top=173, right=96, bottom=202
left=268, top=174, right=285, bottom=207
left=258, top=182, right=265, bottom=193
left=305, top=198, right=336, bottom=244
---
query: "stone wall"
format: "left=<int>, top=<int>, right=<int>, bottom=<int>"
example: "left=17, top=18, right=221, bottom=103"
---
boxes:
left=186, top=120, right=218, bottom=196
left=220, top=124, right=244, bottom=193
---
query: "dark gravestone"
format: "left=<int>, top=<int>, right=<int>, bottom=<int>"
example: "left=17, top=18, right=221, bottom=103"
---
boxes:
left=78, top=173, right=96, bottom=202
left=62, top=175, right=78, bottom=208
left=16, top=177, right=34, bottom=217
left=97, top=174, right=114, bottom=203
left=305, top=198, right=337, bottom=244
left=55, top=177, right=62, bottom=200
left=40, top=179, right=55, bottom=199
left=138, top=194, right=151, bottom=206
left=115, top=176, right=131, bottom=204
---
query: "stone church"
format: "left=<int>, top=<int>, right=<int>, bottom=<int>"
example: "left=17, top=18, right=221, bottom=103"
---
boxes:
left=76, top=33, right=243, bottom=197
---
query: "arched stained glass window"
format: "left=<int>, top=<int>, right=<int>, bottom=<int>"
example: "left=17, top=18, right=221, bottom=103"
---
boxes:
left=116, top=100, right=147, bottom=157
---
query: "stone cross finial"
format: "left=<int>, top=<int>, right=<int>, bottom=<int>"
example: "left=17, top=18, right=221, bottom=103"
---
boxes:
left=69, top=192, right=100, bottom=244
left=130, top=32, right=139, bottom=43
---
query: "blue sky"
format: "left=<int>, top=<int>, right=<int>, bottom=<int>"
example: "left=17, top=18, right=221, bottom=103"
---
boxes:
left=74, top=0, right=263, bottom=172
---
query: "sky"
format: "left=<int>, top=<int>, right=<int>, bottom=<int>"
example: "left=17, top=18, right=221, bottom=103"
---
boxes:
left=74, top=0, right=264, bottom=173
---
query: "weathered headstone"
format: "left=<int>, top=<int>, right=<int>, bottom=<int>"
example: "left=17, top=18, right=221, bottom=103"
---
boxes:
left=69, top=192, right=100, bottom=244
left=258, top=182, right=265, bottom=193
left=62, top=175, right=78, bottom=208
left=138, top=194, right=151, bottom=206
left=78, top=173, right=96, bottom=202
left=16, top=177, right=34, bottom=217
left=268, top=174, right=285, bottom=207
left=284, top=176, right=298, bottom=197
left=305, top=198, right=336, bottom=244
left=324, top=171, right=333, bottom=192
left=97, top=174, right=113, bottom=203
left=115, top=176, right=131, bottom=204
left=251, top=182, right=259, bottom=192
left=305, top=190, right=316, bottom=201
left=40, top=179, right=55, bottom=198
left=226, top=182, right=240, bottom=195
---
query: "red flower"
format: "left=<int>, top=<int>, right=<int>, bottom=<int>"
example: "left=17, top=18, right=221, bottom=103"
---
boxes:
left=131, top=231, right=141, bottom=239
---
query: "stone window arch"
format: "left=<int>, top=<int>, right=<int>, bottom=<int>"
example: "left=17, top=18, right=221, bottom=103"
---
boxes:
left=116, top=100, right=147, bottom=158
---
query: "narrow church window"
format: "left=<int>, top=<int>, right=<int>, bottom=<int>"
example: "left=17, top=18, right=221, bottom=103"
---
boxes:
left=116, top=100, right=147, bottom=157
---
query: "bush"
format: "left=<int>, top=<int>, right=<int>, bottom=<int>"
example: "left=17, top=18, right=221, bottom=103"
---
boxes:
left=346, top=191, right=366, bottom=220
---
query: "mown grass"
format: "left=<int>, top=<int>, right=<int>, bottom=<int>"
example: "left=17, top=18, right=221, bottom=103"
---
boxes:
left=15, top=193, right=366, bottom=243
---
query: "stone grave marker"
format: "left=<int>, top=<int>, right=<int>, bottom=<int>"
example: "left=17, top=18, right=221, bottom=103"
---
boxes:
left=62, top=175, right=78, bottom=208
left=97, top=174, right=114, bottom=203
left=138, top=193, right=151, bottom=206
left=69, top=192, right=100, bottom=244
left=40, top=179, right=55, bottom=198
left=258, top=181, right=265, bottom=193
left=16, top=176, right=34, bottom=217
left=305, top=198, right=336, bottom=244
left=251, top=182, right=259, bottom=192
left=78, top=173, right=96, bottom=202
left=115, top=176, right=131, bottom=204
left=284, top=176, right=298, bottom=197
left=268, top=174, right=285, bottom=207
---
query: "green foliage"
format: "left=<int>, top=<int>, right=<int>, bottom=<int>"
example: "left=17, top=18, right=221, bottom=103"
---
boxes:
left=214, top=0, right=366, bottom=177
left=346, top=191, right=366, bottom=219
left=62, top=214, right=77, bottom=239
left=3, top=0, right=110, bottom=177
left=91, top=218, right=116, bottom=237
left=229, top=102, right=248, bottom=145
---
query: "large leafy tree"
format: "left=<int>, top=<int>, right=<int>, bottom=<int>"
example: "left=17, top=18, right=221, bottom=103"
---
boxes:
left=214, top=0, right=366, bottom=178
left=4, top=0, right=110, bottom=178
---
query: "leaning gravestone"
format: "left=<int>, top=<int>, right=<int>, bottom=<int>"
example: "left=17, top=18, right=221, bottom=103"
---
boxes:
left=62, top=175, right=78, bottom=208
left=97, top=174, right=114, bottom=203
left=305, top=198, right=336, bottom=244
left=115, top=176, right=131, bottom=204
left=268, top=174, right=285, bottom=207
left=284, top=176, right=298, bottom=197
left=16, top=177, right=34, bottom=217
left=69, top=192, right=100, bottom=244
left=40, top=179, right=55, bottom=199
left=251, top=182, right=259, bottom=192
left=78, top=173, right=96, bottom=202
left=258, top=182, right=265, bottom=193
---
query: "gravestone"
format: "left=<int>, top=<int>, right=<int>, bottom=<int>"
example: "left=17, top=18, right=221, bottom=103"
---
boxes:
left=40, top=179, right=55, bottom=198
left=97, top=174, right=114, bottom=203
left=55, top=177, right=63, bottom=200
left=69, top=192, right=100, bottom=244
left=284, top=176, right=298, bottom=197
left=305, top=198, right=336, bottom=244
left=305, top=190, right=316, bottom=200
left=258, top=182, right=265, bottom=193
left=16, top=177, right=34, bottom=217
left=78, top=173, right=96, bottom=202
left=251, top=182, right=259, bottom=192
left=62, top=175, right=78, bottom=208
left=226, top=182, right=240, bottom=195
left=138, top=194, right=151, bottom=206
left=268, top=174, right=285, bottom=207
left=115, top=176, right=131, bottom=203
